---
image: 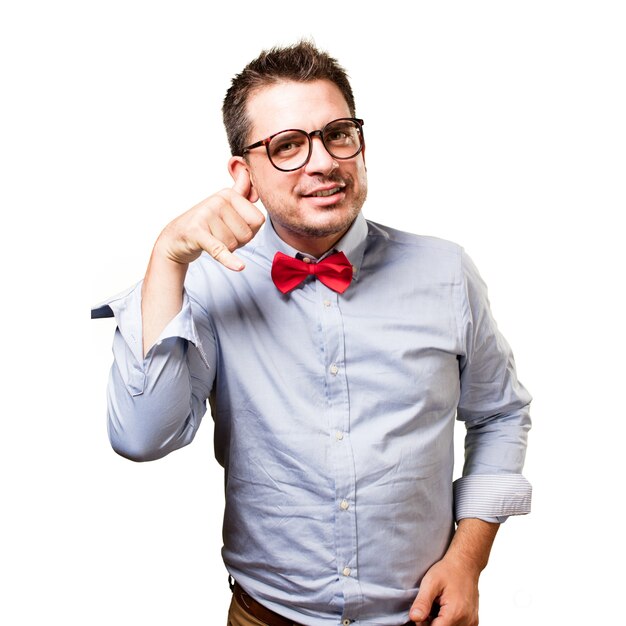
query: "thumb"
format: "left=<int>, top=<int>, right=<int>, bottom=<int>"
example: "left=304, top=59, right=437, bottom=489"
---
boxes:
left=409, top=580, right=439, bottom=623
left=232, top=167, right=257, bottom=202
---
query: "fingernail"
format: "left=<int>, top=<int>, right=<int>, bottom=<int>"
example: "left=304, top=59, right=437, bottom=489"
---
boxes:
left=410, top=609, right=424, bottom=621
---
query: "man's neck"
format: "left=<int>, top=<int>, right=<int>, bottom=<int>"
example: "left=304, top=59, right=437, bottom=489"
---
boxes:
left=271, top=221, right=352, bottom=259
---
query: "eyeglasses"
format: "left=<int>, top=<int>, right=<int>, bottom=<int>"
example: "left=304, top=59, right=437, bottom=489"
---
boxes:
left=242, top=117, right=365, bottom=172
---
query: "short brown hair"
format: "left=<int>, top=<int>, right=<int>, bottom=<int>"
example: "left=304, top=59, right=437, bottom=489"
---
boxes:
left=222, top=40, right=356, bottom=156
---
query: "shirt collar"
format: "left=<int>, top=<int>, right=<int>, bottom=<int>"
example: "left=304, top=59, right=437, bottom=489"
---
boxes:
left=252, top=212, right=368, bottom=281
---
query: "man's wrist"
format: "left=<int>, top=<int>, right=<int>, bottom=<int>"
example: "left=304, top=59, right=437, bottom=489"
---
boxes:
left=442, top=518, right=500, bottom=577
left=144, top=239, right=190, bottom=295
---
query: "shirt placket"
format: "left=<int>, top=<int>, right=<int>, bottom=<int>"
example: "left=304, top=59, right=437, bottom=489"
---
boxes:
left=316, top=281, right=362, bottom=623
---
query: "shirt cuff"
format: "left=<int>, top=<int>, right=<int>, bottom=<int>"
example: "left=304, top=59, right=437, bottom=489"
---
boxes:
left=91, top=282, right=210, bottom=369
left=453, top=474, right=532, bottom=522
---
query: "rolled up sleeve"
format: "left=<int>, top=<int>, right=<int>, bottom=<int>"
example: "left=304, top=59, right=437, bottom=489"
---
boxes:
left=92, top=282, right=216, bottom=462
left=454, top=251, right=532, bottom=523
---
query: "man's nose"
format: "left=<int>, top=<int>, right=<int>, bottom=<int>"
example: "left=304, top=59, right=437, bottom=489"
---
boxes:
left=304, top=136, right=337, bottom=175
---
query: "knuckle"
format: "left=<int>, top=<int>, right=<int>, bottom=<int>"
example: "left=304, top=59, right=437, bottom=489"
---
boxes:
left=226, top=237, right=239, bottom=252
left=210, top=191, right=231, bottom=214
left=200, top=194, right=223, bottom=214
left=239, top=227, right=254, bottom=244
left=208, top=241, right=227, bottom=259
left=214, top=188, right=231, bottom=201
left=252, top=212, right=266, bottom=228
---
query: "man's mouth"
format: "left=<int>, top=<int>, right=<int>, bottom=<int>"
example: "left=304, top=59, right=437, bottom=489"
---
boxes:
left=304, top=186, right=345, bottom=198
left=311, top=187, right=342, bottom=197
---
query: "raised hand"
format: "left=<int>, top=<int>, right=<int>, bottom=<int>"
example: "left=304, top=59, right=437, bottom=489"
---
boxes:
left=155, top=168, right=265, bottom=270
left=141, top=168, right=265, bottom=354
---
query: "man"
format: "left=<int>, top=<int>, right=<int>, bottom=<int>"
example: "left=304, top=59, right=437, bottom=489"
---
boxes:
left=93, top=41, right=531, bottom=626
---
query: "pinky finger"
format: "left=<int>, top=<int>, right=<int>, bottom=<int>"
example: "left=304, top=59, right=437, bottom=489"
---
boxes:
left=201, top=234, right=245, bottom=271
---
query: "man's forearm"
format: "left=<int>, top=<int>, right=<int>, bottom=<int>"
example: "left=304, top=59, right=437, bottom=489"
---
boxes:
left=443, top=518, right=499, bottom=574
left=141, top=245, right=189, bottom=356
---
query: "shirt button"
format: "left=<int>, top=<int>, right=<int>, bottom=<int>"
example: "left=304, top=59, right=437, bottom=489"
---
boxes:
left=342, top=567, right=351, bottom=577
left=323, top=299, right=331, bottom=307
left=335, top=431, right=344, bottom=440
left=330, top=364, right=339, bottom=375
left=340, top=499, right=349, bottom=510
left=343, top=621, right=351, bottom=626
left=302, top=257, right=312, bottom=264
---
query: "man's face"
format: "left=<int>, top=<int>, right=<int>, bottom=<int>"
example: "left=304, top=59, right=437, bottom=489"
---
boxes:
left=237, top=79, right=368, bottom=253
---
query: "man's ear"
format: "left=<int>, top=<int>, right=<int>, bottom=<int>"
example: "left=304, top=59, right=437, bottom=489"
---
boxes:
left=228, top=156, right=259, bottom=203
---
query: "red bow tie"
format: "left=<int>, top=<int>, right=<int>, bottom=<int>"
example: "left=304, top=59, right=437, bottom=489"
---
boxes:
left=271, top=251, right=353, bottom=294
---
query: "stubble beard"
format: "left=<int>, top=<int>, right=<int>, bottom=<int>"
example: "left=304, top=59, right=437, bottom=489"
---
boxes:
left=261, top=173, right=368, bottom=241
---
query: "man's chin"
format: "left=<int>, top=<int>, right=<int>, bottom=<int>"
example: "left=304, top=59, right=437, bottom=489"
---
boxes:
left=286, top=210, right=359, bottom=240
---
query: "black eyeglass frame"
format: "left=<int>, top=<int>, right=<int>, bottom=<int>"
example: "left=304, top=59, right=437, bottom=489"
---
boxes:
left=241, top=117, right=365, bottom=172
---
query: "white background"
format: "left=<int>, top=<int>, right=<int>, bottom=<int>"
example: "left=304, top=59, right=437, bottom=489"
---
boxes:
left=1, top=1, right=624, bottom=624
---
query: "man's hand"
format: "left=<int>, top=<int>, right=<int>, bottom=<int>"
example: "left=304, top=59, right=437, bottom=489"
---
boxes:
left=409, top=519, right=499, bottom=626
left=141, top=168, right=265, bottom=355
left=155, top=168, right=265, bottom=271
left=408, top=555, right=479, bottom=625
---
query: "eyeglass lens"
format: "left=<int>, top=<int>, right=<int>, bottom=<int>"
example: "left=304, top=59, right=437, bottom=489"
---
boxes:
left=268, top=119, right=362, bottom=171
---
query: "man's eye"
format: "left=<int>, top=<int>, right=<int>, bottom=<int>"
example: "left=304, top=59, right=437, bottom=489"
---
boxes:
left=275, top=141, right=299, bottom=153
left=326, top=131, right=348, bottom=142
left=270, top=134, right=306, bottom=157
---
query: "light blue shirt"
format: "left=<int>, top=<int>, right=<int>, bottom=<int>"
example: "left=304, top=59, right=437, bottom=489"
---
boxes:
left=93, top=213, right=531, bottom=625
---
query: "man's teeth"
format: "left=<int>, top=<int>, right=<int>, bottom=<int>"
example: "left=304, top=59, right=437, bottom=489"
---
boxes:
left=311, top=188, right=341, bottom=197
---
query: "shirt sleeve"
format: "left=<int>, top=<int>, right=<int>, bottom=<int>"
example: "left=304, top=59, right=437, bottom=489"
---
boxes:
left=453, top=251, right=532, bottom=523
left=92, top=281, right=217, bottom=462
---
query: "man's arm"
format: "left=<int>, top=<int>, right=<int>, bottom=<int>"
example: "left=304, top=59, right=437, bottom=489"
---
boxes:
left=408, top=251, right=531, bottom=625
left=102, top=166, right=265, bottom=461
left=409, top=519, right=499, bottom=625
left=453, top=250, right=532, bottom=521
left=141, top=167, right=264, bottom=355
